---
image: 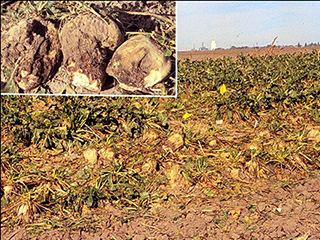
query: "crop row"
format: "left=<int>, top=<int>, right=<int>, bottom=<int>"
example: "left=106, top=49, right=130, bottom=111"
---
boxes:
left=178, top=50, right=320, bottom=122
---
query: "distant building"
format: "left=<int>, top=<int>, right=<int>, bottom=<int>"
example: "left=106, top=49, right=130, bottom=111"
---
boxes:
left=211, top=40, right=217, bottom=50
left=199, top=42, right=208, bottom=51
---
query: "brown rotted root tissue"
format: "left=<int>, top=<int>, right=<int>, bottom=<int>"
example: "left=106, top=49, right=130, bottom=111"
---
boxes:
left=106, top=35, right=172, bottom=93
left=1, top=17, right=62, bottom=92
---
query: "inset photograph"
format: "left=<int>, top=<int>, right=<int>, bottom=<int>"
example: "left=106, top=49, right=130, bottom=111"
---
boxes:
left=1, top=1, right=176, bottom=96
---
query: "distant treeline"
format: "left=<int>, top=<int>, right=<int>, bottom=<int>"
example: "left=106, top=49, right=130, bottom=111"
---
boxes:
left=191, top=42, right=320, bottom=51
left=224, top=42, right=320, bottom=50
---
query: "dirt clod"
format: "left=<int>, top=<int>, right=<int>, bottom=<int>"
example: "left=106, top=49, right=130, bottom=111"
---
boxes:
left=164, top=133, right=184, bottom=151
left=83, top=148, right=98, bottom=165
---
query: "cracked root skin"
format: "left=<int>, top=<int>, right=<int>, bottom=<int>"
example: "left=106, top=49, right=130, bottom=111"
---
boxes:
left=106, top=35, right=172, bottom=92
left=59, top=13, right=125, bottom=92
left=1, top=17, right=62, bottom=92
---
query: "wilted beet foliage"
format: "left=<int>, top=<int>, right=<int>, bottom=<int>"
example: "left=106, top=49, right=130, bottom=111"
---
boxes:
left=1, top=96, right=168, bottom=149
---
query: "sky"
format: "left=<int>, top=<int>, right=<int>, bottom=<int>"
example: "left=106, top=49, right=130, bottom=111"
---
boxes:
left=177, top=1, right=320, bottom=51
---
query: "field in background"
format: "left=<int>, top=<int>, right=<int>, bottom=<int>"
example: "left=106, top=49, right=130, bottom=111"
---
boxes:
left=178, top=45, right=320, bottom=61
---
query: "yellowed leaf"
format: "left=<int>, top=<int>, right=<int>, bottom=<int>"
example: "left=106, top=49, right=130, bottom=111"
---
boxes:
left=258, top=168, right=267, bottom=178
left=220, top=84, right=227, bottom=95
left=209, top=139, right=217, bottom=146
left=229, top=208, right=241, bottom=221
left=246, top=159, right=259, bottom=176
left=82, top=204, right=91, bottom=216
left=230, top=168, right=240, bottom=179
left=221, top=152, right=230, bottom=160
left=294, top=154, right=307, bottom=170
left=294, top=230, right=310, bottom=240
left=183, top=112, right=192, bottom=119
left=17, top=204, right=28, bottom=216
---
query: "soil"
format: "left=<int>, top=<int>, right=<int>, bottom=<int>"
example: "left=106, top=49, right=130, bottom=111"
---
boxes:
left=178, top=45, right=320, bottom=61
left=1, top=175, right=319, bottom=239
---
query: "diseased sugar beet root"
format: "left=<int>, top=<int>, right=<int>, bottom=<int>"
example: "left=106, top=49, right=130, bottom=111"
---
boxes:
left=59, top=13, right=125, bottom=92
left=1, top=17, right=62, bottom=92
left=106, top=35, right=172, bottom=92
